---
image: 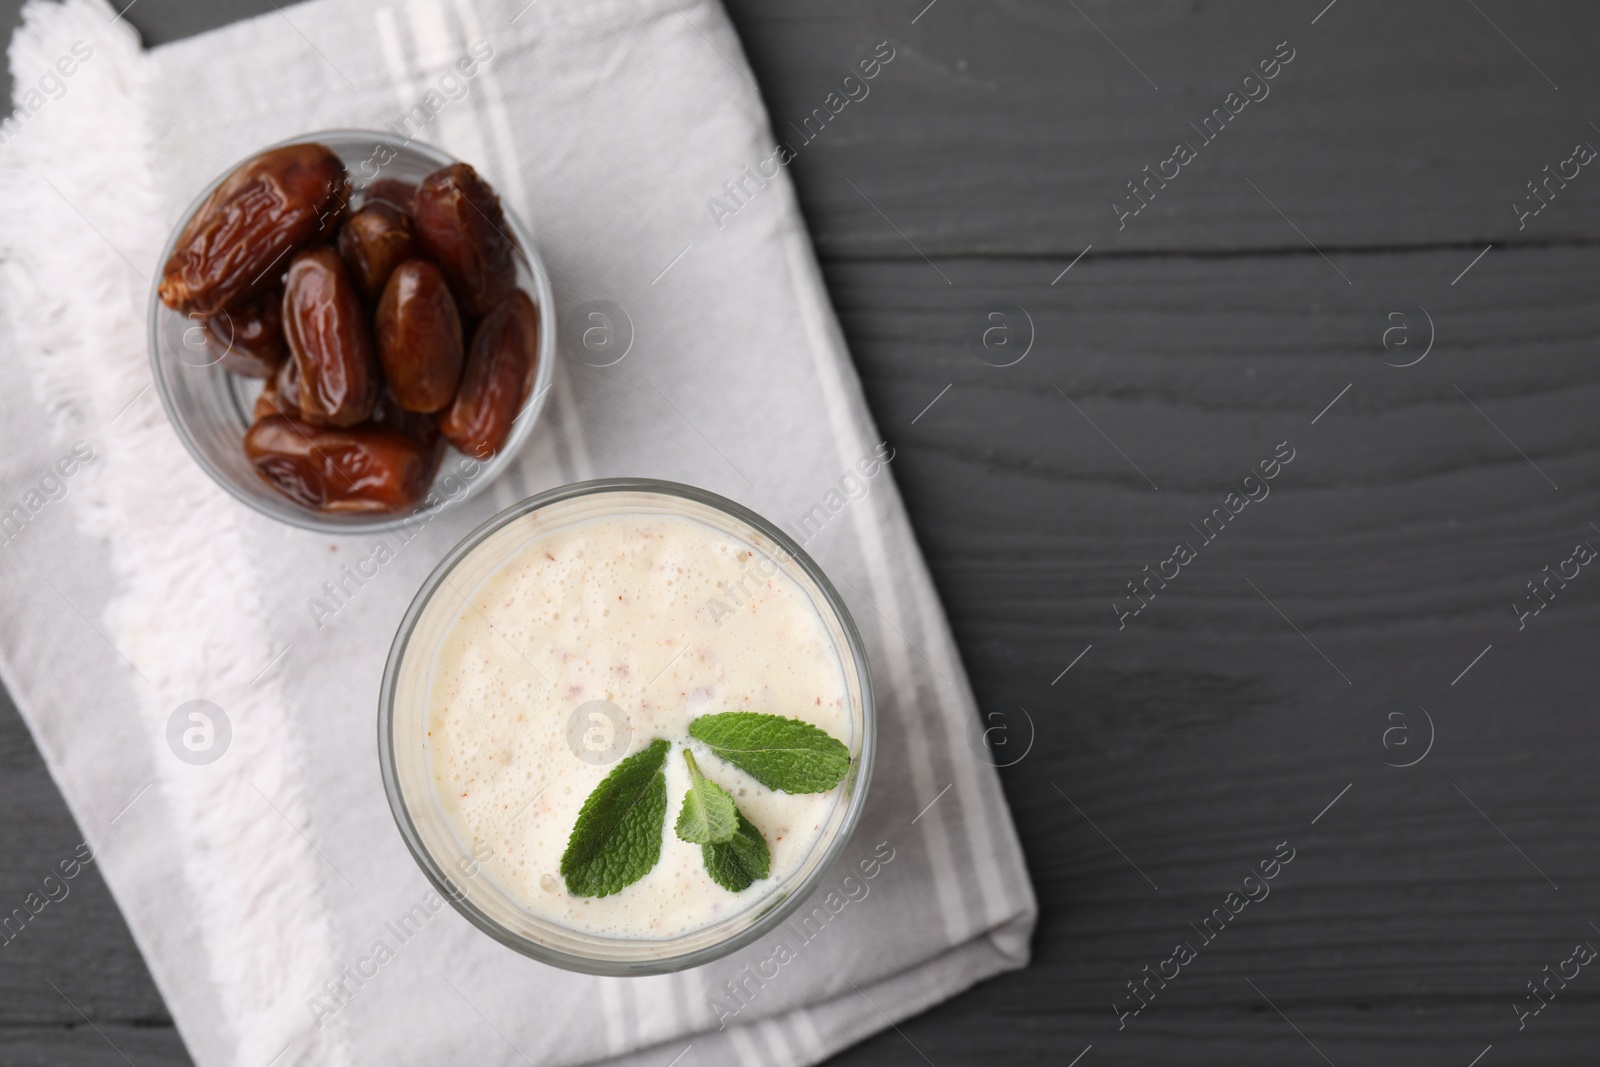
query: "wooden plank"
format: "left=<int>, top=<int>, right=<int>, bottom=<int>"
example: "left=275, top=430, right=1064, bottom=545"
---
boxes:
left=728, top=0, right=1600, bottom=255
left=819, top=244, right=1600, bottom=1064
left=0, top=687, right=177, bottom=1032
left=836, top=1001, right=1599, bottom=1067
left=0, top=1025, right=190, bottom=1067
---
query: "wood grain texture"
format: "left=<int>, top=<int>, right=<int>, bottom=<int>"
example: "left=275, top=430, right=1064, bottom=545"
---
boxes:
left=728, top=0, right=1600, bottom=255
left=0, top=683, right=178, bottom=1036
left=1, top=0, right=1598, bottom=1064
left=0, top=1025, right=192, bottom=1067
left=822, top=248, right=1600, bottom=1064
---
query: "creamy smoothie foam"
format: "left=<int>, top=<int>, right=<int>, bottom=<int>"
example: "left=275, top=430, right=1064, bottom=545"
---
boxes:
left=423, top=511, right=852, bottom=939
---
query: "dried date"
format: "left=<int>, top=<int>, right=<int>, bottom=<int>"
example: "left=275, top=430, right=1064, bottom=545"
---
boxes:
left=282, top=247, right=378, bottom=427
left=375, top=259, right=464, bottom=413
left=369, top=388, right=442, bottom=452
left=159, top=143, right=349, bottom=317
left=440, top=290, right=538, bottom=457
left=368, top=389, right=445, bottom=487
left=411, top=163, right=516, bottom=318
left=244, top=416, right=428, bottom=513
left=337, top=201, right=417, bottom=303
left=361, top=178, right=417, bottom=212
left=254, top=355, right=302, bottom=421
left=205, top=286, right=288, bottom=378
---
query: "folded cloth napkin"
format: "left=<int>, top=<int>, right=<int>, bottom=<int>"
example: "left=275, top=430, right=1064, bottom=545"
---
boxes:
left=0, top=0, right=1036, bottom=1064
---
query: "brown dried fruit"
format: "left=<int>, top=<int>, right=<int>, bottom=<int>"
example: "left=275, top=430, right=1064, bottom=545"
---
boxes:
left=369, top=388, right=442, bottom=451
left=440, top=290, right=538, bottom=458
left=205, top=286, right=288, bottom=378
left=254, top=355, right=302, bottom=421
left=159, top=143, right=349, bottom=317
left=368, top=389, right=445, bottom=487
left=337, top=202, right=417, bottom=303
left=375, top=259, right=464, bottom=413
left=411, top=163, right=517, bottom=318
left=282, top=246, right=378, bottom=427
left=361, top=178, right=417, bottom=212
left=244, top=415, right=428, bottom=514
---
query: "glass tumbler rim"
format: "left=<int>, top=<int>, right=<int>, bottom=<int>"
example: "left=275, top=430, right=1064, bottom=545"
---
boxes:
left=146, top=127, right=556, bottom=535
left=377, top=477, right=878, bottom=975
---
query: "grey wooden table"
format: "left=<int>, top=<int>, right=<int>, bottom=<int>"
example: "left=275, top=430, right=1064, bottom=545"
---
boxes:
left=4, top=1, right=1600, bottom=1064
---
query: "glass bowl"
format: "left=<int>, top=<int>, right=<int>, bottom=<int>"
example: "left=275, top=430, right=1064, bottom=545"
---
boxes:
left=378, top=479, right=876, bottom=975
left=147, top=129, right=556, bottom=534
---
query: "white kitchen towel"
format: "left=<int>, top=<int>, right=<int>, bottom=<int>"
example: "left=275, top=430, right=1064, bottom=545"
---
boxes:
left=0, top=0, right=1036, bottom=1065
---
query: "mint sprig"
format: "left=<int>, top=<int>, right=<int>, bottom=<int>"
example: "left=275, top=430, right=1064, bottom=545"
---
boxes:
left=558, top=714, right=849, bottom=899
left=560, top=738, right=669, bottom=898
left=701, top=806, right=770, bottom=892
left=689, top=712, right=851, bottom=793
left=676, top=750, right=739, bottom=844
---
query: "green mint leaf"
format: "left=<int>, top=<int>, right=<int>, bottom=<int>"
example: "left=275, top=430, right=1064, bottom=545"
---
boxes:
left=676, top=750, right=739, bottom=844
left=689, top=712, right=851, bottom=793
left=701, top=804, right=770, bottom=892
left=560, top=738, right=669, bottom=898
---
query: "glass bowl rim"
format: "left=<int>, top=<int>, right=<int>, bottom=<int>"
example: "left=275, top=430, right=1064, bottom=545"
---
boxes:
left=377, top=477, right=878, bottom=975
left=145, top=127, right=557, bottom=535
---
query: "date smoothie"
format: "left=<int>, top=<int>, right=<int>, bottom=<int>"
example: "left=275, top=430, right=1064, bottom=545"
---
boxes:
left=422, top=509, right=853, bottom=939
